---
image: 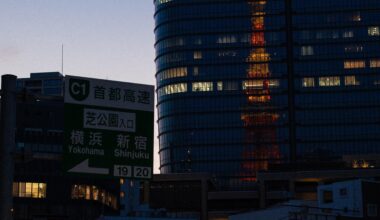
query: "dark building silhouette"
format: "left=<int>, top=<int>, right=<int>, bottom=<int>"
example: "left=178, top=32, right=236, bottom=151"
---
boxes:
left=16, top=72, right=64, bottom=96
left=1, top=72, right=120, bottom=220
left=154, top=0, right=380, bottom=189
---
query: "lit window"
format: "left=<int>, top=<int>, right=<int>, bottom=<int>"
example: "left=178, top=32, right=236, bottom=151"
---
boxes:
left=158, top=67, right=187, bottom=81
left=247, top=51, right=270, bottom=62
left=13, top=182, right=46, bottom=198
left=370, top=59, right=380, bottom=68
left=120, top=178, right=124, bottom=185
left=92, top=186, right=99, bottom=200
left=344, top=60, right=366, bottom=69
left=242, top=80, right=279, bottom=90
left=217, top=35, right=237, bottom=44
left=368, top=26, right=380, bottom=36
left=342, top=31, right=354, bottom=38
left=319, top=76, right=340, bottom=87
left=120, top=191, right=125, bottom=198
left=352, top=12, right=361, bottom=22
left=242, top=80, right=262, bottom=89
left=302, top=77, right=315, bottom=87
left=158, top=0, right=172, bottom=4
left=301, top=46, right=314, bottom=56
left=352, top=159, right=370, bottom=168
left=192, top=82, right=213, bottom=92
left=269, top=80, right=280, bottom=87
left=345, top=76, right=360, bottom=86
left=158, top=83, right=187, bottom=96
left=71, top=184, right=117, bottom=209
left=217, top=81, right=223, bottom=91
left=194, top=51, right=202, bottom=59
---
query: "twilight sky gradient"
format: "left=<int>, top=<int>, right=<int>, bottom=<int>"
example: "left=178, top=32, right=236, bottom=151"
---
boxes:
left=0, top=1, right=160, bottom=172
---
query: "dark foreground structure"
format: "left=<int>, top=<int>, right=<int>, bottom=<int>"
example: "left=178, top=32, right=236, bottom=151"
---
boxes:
left=1, top=73, right=119, bottom=220
left=154, top=0, right=380, bottom=189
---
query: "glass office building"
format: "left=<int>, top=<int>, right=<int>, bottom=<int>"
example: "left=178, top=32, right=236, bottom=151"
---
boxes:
left=154, top=0, right=380, bottom=189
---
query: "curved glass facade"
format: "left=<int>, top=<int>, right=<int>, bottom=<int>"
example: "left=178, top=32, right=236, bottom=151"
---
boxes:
left=154, top=0, right=380, bottom=189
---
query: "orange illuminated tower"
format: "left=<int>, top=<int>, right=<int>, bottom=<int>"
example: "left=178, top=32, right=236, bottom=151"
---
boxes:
left=240, top=1, right=281, bottom=181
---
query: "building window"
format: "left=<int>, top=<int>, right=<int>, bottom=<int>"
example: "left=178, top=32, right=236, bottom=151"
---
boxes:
left=192, top=82, right=213, bottom=92
left=13, top=182, right=46, bottom=198
left=193, top=37, right=202, bottom=45
left=224, top=81, right=239, bottom=91
left=302, top=77, right=315, bottom=87
left=71, top=184, right=117, bottom=209
left=339, top=188, right=347, bottom=196
left=344, top=60, right=366, bottom=69
left=344, top=45, right=363, bottom=53
left=194, top=51, right=202, bottom=60
left=352, top=12, right=361, bottom=22
left=301, top=46, right=314, bottom=56
left=242, top=80, right=279, bottom=90
left=242, top=80, right=262, bottom=89
left=367, top=204, right=378, bottom=217
left=343, top=31, right=354, bottom=38
left=158, top=0, right=172, bottom=4
left=319, top=76, right=340, bottom=87
left=352, top=159, right=370, bottom=169
left=158, top=83, right=187, bottom=96
left=323, top=190, right=333, bottom=203
left=248, top=52, right=270, bottom=62
left=370, top=59, right=380, bottom=68
left=218, top=50, right=237, bottom=57
left=158, top=67, right=187, bottom=81
left=193, top=67, right=199, bottom=76
left=159, top=37, right=184, bottom=50
left=368, top=26, right=380, bottom=36
left=25, top=80, right=42, bottom=87
left=217, top=35, right=237, bottom=44
left=217, top=81, right=223, bottom=91
left=345, top=76, right=360, bottom=86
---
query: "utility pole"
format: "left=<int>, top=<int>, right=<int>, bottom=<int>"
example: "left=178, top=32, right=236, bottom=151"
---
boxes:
left=0, top=74, right=17, bottom=220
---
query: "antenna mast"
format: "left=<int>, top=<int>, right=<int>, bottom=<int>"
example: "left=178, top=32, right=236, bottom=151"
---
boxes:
left=61, top=44, right=64, bottom=75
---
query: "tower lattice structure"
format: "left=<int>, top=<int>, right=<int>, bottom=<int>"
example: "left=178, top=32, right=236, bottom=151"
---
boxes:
left=240, top=1, right=281, bottom=181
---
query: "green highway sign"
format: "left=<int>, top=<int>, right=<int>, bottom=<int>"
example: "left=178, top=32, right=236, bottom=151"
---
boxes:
left=64, top=75, right=154, bottom=179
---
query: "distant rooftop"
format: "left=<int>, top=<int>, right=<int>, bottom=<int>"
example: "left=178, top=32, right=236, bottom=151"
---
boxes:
left=30, top=72, right=63, bottom=79
left=16, top=72, right=63, bottom=80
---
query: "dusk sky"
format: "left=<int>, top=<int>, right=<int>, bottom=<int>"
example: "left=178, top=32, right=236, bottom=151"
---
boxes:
left=0, top=0, right=159, bottom=172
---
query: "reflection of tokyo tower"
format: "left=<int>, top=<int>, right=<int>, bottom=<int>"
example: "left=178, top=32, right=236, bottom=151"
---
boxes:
left=240, top=1, right=281, bottom=181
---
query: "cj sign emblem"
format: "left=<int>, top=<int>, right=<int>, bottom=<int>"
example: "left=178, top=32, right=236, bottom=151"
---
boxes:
left=69, top=78, right=89, bottom=101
